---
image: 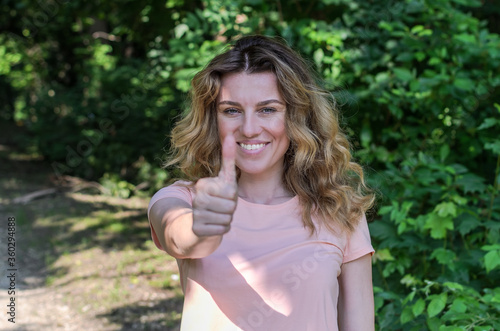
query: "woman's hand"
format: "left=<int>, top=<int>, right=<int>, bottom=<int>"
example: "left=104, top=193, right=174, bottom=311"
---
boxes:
left=192, top=134, right=238, bottom=237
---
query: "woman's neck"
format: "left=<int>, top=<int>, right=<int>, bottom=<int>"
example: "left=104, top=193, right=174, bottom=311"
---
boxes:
left=237, top=171, right=294, bottom=205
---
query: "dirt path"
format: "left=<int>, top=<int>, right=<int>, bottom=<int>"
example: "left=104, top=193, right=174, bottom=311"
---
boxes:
left=0, top=122, right=182, bottom=330
left=0, top=201, right=184, bottom=331
left=0, top=211, right=108, bottom=331
left=0, top=193, right=183, bottom=331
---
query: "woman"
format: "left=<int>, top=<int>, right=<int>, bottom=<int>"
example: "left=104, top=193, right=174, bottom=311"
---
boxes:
left=148, top=35, right=375, bottom=330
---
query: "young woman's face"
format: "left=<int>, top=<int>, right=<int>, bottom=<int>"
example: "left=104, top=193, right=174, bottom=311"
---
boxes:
left=217, top=71, right=290, bottom=179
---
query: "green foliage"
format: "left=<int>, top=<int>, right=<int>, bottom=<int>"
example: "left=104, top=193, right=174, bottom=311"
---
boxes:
left=398, top=281, right=500, bottom=330
left=1, top=0, right=499, bottom=328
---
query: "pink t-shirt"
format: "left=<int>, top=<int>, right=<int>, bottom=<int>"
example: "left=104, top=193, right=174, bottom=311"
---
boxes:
left=147, top=182, right=374, bottom=331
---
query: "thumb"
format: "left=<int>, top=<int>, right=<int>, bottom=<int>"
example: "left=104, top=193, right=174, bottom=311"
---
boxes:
left=219, top=134, right=237, bottom=183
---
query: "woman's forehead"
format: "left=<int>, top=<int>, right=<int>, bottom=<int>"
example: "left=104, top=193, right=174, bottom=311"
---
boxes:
left=217, top=72, right=282, bottom=103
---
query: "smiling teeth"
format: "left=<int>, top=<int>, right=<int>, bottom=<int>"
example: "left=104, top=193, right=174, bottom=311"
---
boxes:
left=240, top=143, right=266, bottom=150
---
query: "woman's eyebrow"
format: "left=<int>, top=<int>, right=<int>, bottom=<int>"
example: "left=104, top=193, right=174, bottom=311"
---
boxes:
left=218, top=100, right=241, bottom=106
left=256, top=99, right=285, bottom=106
left=218, top=99, right=285, bottom=107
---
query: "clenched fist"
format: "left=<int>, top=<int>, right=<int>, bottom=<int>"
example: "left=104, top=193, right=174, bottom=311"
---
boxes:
left=192, top=134, right=238, bottom=237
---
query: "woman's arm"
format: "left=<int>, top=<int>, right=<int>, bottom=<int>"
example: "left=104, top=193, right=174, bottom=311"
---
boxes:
left=337, top=253, right=375, bottom=331
left=149, top=197, right=226, bottom=259
left=149, top=134, right=238, bottom=259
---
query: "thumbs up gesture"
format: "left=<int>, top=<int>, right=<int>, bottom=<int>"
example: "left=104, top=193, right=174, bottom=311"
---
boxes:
left=192, top=134, right=238, bottom=237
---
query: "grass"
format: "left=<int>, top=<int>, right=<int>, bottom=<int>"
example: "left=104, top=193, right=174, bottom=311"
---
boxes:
left=0, top=120, right=183, bottom=330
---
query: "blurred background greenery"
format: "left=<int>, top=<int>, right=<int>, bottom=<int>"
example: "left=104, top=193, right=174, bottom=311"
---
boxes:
left=1, top=0, right=499, bottom=330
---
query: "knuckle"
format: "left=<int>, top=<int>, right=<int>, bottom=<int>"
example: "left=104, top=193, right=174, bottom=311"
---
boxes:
left=193, top=195, right=209, bottom=209
left=216, top=224, right=230, bottom=235
left=229, top=183, right=238, bottom=198
left=226, top=188, right=236, bottom=198
left=221, top=184, right=236, bottom=199
left=220, top=213, right=233, bottom=224
left=225, top=200, right=237, bottom=213
left=192, top=222, right=203, bottom=236
left=193, top=209, right=208, bottom=224
left=196, top=178, right=217, bottom=193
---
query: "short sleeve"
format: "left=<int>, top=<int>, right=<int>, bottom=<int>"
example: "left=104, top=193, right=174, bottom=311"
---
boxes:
left=147, top=181, right=194, bottom=250
left=342, top=214, right=374, bottom=263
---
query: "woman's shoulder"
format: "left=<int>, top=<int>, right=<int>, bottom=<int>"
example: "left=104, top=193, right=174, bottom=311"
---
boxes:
left=168, top=180, right=194, bottom=190
left=149, top=180, right=195, bottom=209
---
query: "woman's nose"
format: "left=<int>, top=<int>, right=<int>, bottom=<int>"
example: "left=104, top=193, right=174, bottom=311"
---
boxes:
left=241, top=113, right=261, bottom=137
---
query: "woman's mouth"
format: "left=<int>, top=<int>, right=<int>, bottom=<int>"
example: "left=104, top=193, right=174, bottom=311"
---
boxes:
left=239, top=143, right=267, bottom=151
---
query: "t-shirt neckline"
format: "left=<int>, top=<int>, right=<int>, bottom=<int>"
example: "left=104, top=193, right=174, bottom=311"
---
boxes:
left=237, top=195, right=298, bottom=208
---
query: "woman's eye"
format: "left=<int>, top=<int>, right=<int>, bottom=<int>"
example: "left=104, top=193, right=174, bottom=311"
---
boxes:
left=223, top=108, right=240, bottom=114
left=261, top=107, right=276, bottom=114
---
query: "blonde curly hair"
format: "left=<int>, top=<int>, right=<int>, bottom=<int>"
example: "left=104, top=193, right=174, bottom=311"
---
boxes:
left=166, top=35, right=374, bottom=234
